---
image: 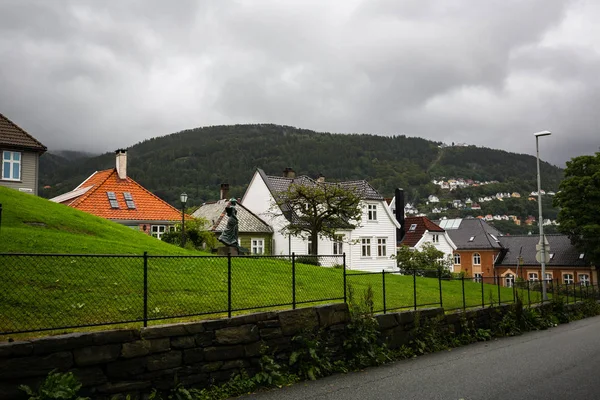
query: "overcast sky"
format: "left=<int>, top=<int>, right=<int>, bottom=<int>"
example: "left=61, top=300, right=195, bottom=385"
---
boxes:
left=1, top=0, right=599, bottom=166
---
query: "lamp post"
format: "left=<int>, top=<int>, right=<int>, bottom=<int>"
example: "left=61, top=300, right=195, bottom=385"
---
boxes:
left=180, top=193, right=188, bottom=248
left=534, top=130, right=551, bottom=300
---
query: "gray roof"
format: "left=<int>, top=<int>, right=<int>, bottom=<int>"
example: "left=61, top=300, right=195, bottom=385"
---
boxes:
left=496, top=234, right=589, bottom=267
left=434, top=218, right=504, bottom=250
left=0, top=113, right=47, bottom=152
left=192, top=200, right=273, bottom=234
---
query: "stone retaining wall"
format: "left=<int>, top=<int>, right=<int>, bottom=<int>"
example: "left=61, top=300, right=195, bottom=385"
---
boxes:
left=0, top=301, right=585, bottom=399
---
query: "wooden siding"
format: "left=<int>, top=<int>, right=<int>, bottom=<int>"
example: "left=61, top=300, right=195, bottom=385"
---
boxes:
left=0, top=150, right=39, bottom=195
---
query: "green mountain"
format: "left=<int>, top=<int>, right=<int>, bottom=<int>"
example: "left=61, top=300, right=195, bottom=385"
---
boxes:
left=39, top=124, right=563, bottom=211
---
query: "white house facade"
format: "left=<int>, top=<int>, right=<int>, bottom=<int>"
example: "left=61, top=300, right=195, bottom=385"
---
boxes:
left=241, top=168, right=399, bottom=272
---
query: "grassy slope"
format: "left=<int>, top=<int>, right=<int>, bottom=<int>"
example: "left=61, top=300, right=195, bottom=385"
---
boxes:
left=0, top=186, right=194, bottom=254
left=0, top=187, right=536, bottom=337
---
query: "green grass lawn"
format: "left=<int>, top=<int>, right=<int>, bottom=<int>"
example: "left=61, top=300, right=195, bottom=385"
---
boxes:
left=0, top=187, right=544, bottom=338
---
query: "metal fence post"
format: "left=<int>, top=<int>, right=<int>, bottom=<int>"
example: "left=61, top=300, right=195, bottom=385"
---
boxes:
left=438, top=269, right=443, bottom=309
left=292, top=253, right=296, bottom=309
left=413, top=269, right=417, bottom=311
left=481, top=277, right=485, bottom=308
left=382, top=270, right=387, bottom=314
left=527, top=281, right=531, bottom=306
left=462, top=276, right=466, bottom=311
left=343, top=253, right=347, bottom=304
left=227, top=252, right=232, bottom=318
left=143, top=252, right=148, bottom=327
left=497, top=275, right=501, bottom=305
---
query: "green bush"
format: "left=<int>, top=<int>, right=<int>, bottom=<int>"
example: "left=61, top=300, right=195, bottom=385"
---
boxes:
left=19, top=370, right=89, bottom=400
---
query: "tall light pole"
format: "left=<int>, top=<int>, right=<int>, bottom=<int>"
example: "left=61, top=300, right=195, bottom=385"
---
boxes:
left=535, top=130, right=551, bottom=300
left=180, top=192, right=188, bottom=248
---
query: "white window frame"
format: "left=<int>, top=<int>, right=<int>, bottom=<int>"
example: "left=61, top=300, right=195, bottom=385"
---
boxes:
left=367, top=204, right=377, bottom=221
left=432, top=234, right=440, bottom=243
left=563, top=273, right=574, bottom=285
left=454, top=253, right=461, bottom=265
left=251, top=238, right=265, bottom=255
left=505, top=274, right=515, bottom=288
left=473, top=253, right=481, bottom=265
left=377, top=238, right=387, bottom=257
left=544, top=273, right=553, bottom=281
left=528, top=272, right=539, bottom=282
left=2, top=151, right=21, bottom=181
left=333, top=235, right=344, bottom=255
left=578, top=274, right=590, bottom=286
left=151, top=225, right=166, bottom=240
left=474, top=273, right=483, bottom=283
left=361, top=238, right=371, bottom=257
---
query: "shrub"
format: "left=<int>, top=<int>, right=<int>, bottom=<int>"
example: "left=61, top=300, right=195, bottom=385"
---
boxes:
left=19, top=370, right=89, bottom=400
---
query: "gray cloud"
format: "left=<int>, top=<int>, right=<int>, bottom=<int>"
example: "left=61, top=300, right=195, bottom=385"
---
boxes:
left=1, top=0, right=598, bottom=166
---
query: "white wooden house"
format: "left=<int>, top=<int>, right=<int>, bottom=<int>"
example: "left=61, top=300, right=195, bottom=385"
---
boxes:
left=241, top=168, right=399, bottom=271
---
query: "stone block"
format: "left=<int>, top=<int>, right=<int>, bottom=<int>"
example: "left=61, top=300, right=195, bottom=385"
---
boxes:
left=121, top=338, right=170, bottom=358
left=91, top=329, right=139, bottom=345
left=0, top=351, right=73, bottom=379
left=203, top=345, right=244, bottom=361
left=225, top=311, right=276, bottom=327
left=257, top=319, right=280, bottom=329
left=106, top=357, right=147, bottom=378
left=195, top=332, right=215, bottom=347
left=397, top=310, right=416, bottom=324
left=32, top=332, right=94, bottom=355
left=316, top=303, right=350, bottom=328
left=141, top=324, right=189, bottom=339
left=419, top=307, right=443, bottom=321
left=178, top=372, right=209, bottom=387
left=383, top=327, right=411, bottom=349
left=0, top=382, right=25, bottom=400
left=0, top=341, right=33, bottom=358
left=97, top=381, right=152, bottom=394
left=70, top=367, right=108, bottom=386
left=73, top=344, right=121, bottom=367
left=146, top=351, right=182, bottom=371
left=201, top=361, right=224, bottom=372
left=260, top=328, right=283, bottom=340
left=221, top=359, right=248, bottom=370
left=264, top=336, right=292, bottom=353
left=183, top=348, right=204, bottom=364
left=210, top=369, right=237, bottom=384
left=244, top=341, right=265, bottom=357
left=376, top=314, right=399, bottom=330
left=171, top=335, right=196, bottom=349
left=278, top=308, right=319, bottom=335
left=215, top=324, right=259, bottom=345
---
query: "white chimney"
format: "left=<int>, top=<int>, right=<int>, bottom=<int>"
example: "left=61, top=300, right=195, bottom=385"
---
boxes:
left=116, top=149, right=127, bottom=179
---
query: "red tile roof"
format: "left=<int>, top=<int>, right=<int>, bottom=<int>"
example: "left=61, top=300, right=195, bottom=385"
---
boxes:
left=56, top=168, right=184, bottom=222
left=400, top=216, right=445, bottom=247
left=0, top=113, right=47, bottom=152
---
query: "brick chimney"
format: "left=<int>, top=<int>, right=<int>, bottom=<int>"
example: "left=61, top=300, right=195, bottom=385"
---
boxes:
left=316, top=173, right=325, bottom=183
left=115, top=149, right=127, bottom=180
left=283, top=167, right=296, bottom=178
left=220, top=183, right=230, bottom=200
left=395, top=188, right=405, bottom=242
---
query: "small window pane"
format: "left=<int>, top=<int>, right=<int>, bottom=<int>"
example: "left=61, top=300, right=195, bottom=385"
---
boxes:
left=3, top=162, right=9, bottom=179
left=12, top=163, right=19, bottom=179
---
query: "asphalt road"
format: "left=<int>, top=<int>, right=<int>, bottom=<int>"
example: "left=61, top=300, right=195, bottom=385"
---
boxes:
left=242, top=315, right=600, bottom=400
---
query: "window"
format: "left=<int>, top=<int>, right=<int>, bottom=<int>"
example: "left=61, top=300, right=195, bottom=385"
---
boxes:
left=473, top=253, right=481, bottom=265
left=468, top=236, right=475, bottom=242
left=151, top=225, right=166, bottom=239
left=2, top=151, right=21, bottom=180
left=528, top=272, right=539, bottom=282
left=474, top=273, right=483, bottom=283
left=579, top=274, right=590, bottom=286
left=377, top=238, right=387, bottom=257
left=361, top=238, right=371, bottom=257
left=505, top=274, right=515, bottom=288
left=333, top=235, right=344, bottom=255
left=307, top=238, right=313, bottom=255
left=123, top=192, right=136, bottom=209
left=563, top=274, right=574, bottom=284
left=251, top=238, right=264, bottom=254
left=409, top=224, right=417, bottom=231
left=545, top=273, right=553, bottom=281
left=432, top=234, right=439, bottom=243
left=107, top=192, right=120, bottom=209
left=454, top=253, right=461, bottom=265
left=367, top=204, right=377, bottom=221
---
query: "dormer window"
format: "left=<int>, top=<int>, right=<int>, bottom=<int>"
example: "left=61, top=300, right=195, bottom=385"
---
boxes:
left=107, top=192, right=120, bottom=209
left=549, top=253, right=555, bottom=260
left=579, top=253, right=585, bottom=259
left=409, top=224, right=417, bottom=231
left=468, top=236, right=475, bottom=242
left=368, top=204, right=377, bottom=221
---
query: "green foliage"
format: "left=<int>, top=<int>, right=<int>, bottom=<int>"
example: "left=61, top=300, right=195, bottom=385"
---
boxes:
left=19, top=370, right=89, bottom=400
left=394, top=243, right=453, bottom=278
left=289, top=330, right=334, bottom=380
left=161, top=217, right=218, bottom=250
left=275, top=181, right=363, bottom=255
left=554, top=152, right=600, bottom=266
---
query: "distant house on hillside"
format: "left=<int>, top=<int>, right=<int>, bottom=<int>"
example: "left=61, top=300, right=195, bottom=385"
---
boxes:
left=50, top=150, right=186, bottom=238
left=242, top=168, right=400, bottom=271
left=0, top=113, right=47, bottom=195
left=192, top=184, right=273, bottom=254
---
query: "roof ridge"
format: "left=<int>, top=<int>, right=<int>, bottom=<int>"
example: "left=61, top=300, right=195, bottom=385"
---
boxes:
left=0, top=112, right=47, bottom=151
left=69, top=169, right=114, bottom=207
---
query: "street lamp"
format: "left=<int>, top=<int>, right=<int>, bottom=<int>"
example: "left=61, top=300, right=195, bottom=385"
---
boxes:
left=534, top=130, right=551, bottom=300
left=180, top=193, right=188, bottom=248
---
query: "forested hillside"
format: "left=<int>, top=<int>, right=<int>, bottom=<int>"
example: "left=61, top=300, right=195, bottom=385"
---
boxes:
left=39, top=124, right=563, bottom=211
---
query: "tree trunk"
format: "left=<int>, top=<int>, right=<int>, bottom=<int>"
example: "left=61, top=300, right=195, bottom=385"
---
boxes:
left=310, top=231, right=319, bottom=255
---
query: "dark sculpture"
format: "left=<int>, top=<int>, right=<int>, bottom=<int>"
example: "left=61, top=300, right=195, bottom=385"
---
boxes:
left=218, top=198, right=239, bottom=249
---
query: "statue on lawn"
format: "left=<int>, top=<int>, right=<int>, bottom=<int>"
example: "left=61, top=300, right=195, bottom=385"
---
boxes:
left=218, top=198, right=239, bottom=249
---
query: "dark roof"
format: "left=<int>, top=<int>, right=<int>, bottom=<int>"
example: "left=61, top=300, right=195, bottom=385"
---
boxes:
left=434, top=218, right=503, bottom=250
left=496, top=234, right=589, bottom=267
left=400, top=216, right=444, bottom=247
left=0, top=113, right=47, bottom=152
left=192, top=200, right=273, bottom=234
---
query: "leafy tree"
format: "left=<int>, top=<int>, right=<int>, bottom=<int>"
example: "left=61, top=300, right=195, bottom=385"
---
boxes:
left=274, top=182, right=363, bottom=255
left=161, top=217, right=218, bottom=251
left=554, top=152, right=600, bottom=265
left=394, top=242, right=453, bottom=277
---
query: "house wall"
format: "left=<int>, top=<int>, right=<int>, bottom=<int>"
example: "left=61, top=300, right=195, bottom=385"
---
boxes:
left=453, top=250, right=500, bottom=278
left=415, top=232, right=455, bottom=271
left=495, top=266, right=598, bottom=285
left=0, top=150, right=39, bottom=195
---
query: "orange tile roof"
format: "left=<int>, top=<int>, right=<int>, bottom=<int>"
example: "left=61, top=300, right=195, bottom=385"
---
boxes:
left=61, top=168, right=184, bottom=222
